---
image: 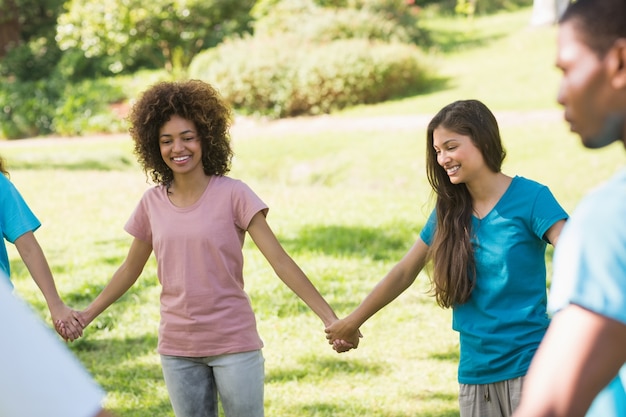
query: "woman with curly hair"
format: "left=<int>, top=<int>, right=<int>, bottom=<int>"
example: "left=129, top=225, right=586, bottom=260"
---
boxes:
left=326, top=99, right=568, bottom=417
left=60, top=80, right=359, bottom=417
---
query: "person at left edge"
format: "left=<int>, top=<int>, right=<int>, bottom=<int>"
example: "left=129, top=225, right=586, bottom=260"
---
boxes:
left=0, top=155, right=82, bottom=340
left=0, top=273, right=116, bottom=417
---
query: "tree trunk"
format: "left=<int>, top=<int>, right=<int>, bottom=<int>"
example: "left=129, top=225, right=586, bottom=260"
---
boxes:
left=0, top=0, right=21, bottom=57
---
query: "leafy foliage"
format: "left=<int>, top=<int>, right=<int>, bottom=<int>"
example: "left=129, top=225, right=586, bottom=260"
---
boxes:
left=189, top=36, right=431, bottom=118
left=0, top=79, right=58, bottom=138
left=190, top=0, right=431, bottom=117
left=0, top=0, right=65, bottom=81
left=0, top=76, right=127, bottom=138
left=56, top=0, right=256, bottom=73
left=253, top=0, right=426, bottom=43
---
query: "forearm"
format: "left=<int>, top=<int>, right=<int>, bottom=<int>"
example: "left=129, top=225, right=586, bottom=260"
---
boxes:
left=80, top=238, right=151, bottom=327
left=515, top=305, right=626, bottom=417
left=346, top=267, right=416, bottom=330
left=274, top=259, right=338, bottom=326
left=15, top=232, right=64, bottom=309
left=82, top=265, right=140, bottom=325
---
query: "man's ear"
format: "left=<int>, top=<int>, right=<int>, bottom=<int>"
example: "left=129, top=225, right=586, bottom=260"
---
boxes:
left=610, top=39, right=626, bottom=89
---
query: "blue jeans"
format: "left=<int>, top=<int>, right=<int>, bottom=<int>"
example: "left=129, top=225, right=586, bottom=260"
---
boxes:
left=161, top=350, right=265, bottom=417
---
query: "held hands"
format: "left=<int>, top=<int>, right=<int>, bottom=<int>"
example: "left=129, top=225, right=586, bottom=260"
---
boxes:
left=54, top=309, right=88, bottom=342
left=49, top=303, right=84, bottom=342
left=325, top=318, right=363, bottom=353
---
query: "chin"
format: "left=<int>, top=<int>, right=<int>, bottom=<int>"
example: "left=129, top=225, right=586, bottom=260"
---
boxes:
left=580, top=114, right=625, bottom=149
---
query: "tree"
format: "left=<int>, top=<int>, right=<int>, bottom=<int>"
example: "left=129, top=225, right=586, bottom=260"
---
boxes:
left=0, top=0, right=21, bottom=58
left=56, top=0, right=256, bottom=73
left=0, top=0, right=64, bottom=80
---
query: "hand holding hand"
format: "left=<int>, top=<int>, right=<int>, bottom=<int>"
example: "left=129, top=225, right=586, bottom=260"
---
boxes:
left=325, top=318, right=363, bottom=353
left=54, top=309, right=88, bottom=342
left=50, top=304, right=84, bottom=342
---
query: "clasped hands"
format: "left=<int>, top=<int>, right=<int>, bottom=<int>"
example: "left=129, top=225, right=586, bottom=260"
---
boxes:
left=53, top=308, right=87, bottom=342
left=53, top=309, right=363, bottom=351
left=325, top=318, right=362, bottom=353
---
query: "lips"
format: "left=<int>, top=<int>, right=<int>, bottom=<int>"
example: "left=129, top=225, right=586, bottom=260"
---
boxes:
left=172, top=156, right=191, bottom=163
left=445, top=165, right=460, bottom=176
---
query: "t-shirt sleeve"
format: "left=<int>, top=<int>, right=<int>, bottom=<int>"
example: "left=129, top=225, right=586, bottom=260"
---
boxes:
left=0, top=277, right=105, bottom=417
left=125, top=191, right=153, bottom=242
left=232, top=180, right=269, bottom=231
left=549, top=184, right=626, bottom=325
left=419, top=209, right=436, bottom=246
left=0, top=175, right=41, bottom=243
left=531, top=185, right=568, bottom=242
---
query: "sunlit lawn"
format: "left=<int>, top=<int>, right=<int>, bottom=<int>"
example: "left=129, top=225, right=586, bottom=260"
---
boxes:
left=2, top=6, right=625, bottom=417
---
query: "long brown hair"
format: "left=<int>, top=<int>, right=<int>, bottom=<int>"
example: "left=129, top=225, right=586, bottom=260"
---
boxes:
left=425, top=100, right=506, bottom=308
left=0, top=156, right=8, bottom=177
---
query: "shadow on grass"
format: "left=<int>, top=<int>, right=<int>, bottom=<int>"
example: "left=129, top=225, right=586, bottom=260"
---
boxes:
left=295, top=401, right=459, bottom=417
left=71, top=331, right=158, bottom=354
left=8, top=153, right=135, bottom=171
left=416, top=390, right=458, bottom=403
left=267, top=355, right=384, bottom=383
left=280, top=223, right=422, bottom=262
left=68, top=333, right=172, bottom=416
left=429, top=347, right=460, bottom=362
left=422, top=15, right=511, bottom=54
left=115, top=401, right=174, bottom=417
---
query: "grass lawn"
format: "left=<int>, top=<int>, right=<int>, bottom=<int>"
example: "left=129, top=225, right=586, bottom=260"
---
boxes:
left=2, top=6, right=625, bottom=417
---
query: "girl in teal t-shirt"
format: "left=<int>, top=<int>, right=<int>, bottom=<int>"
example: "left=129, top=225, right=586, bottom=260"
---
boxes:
left=326, top=100, right=568, bottom=417
left=0, top=156, right=82, bottom=341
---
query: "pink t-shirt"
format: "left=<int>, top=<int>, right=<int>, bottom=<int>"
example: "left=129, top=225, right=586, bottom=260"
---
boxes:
left=125, top=176, right=268, bottom=357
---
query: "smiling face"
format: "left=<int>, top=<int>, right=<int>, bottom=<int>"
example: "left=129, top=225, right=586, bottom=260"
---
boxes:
left=433, top=126, right=487, bottom=186
left=556, top=21, right=624, bottom=148
left=159, top=115, right=204, bottom=178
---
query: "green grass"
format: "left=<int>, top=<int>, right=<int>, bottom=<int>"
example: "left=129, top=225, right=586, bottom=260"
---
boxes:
left=2, top=6, right=626, bottom=417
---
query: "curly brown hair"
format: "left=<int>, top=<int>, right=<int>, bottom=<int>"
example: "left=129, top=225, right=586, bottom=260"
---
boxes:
left=128, top=80, right=234, bottom=186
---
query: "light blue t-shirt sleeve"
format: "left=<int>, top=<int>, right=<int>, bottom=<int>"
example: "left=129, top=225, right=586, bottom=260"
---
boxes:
left=0, top=277, right=105, bottom=417
left=549, top=170, right=626, bottom=417
left=549, top=171, right=626, bottom=324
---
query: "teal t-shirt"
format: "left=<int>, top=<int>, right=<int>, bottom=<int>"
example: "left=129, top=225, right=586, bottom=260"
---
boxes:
left=549, top=168, right=626, bottom=417
left=420, top=176, right=568, bottom=384
left=0, top=174, right=41, bottom=283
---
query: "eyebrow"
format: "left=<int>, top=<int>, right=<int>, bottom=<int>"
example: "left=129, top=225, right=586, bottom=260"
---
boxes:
left=159, top=129, right=195, bottom=139
left=435, top=138, right=459, bottom=148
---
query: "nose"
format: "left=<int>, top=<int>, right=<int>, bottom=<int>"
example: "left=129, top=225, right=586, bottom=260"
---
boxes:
left=556, top=80, right=566, bottom=107
left=437, top=150, right=449, bottom=166
left=172, top=137, right=185, bottom=152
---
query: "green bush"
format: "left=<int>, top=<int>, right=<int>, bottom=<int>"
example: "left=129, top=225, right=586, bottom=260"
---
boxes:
left=254, top=0, right=426, bottom=44
left=53, top=79, right=127, bottom=136
left=0, top=37, right=62, bottom=82
left=0, top=79, right=59, bottom=139
left=0, top=76, right=127, bottom=139
left=432, top=0, right=533, bottom=15
left=188, top=36, right=431, bottom=118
